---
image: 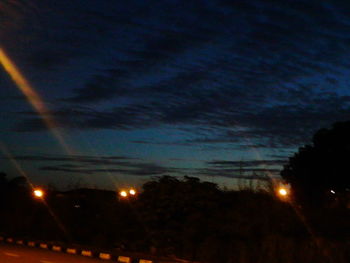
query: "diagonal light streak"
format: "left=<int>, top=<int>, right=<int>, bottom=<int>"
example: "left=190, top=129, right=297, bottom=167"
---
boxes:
left=0, top=47, right=72, bottom=154
left=0, top=142, right=71, bottom=240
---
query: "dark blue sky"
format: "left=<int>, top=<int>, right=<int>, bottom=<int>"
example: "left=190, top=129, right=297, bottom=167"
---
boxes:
left=1, top=0, right=350, bottom=189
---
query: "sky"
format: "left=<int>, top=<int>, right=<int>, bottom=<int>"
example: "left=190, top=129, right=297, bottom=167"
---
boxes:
left=1, top=0, right=350, bottom=190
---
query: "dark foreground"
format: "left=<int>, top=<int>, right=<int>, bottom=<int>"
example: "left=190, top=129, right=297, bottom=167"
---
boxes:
left=0, top=244, right=104, bottom=263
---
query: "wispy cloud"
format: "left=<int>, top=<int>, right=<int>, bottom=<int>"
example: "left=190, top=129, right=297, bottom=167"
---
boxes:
left=207, top=159, right=287, bottom=168
left=3, top=154, right=172, bottom=177
left=5, top=0, right=350, bottom=150
left=4, top=154, right=283, bottom=179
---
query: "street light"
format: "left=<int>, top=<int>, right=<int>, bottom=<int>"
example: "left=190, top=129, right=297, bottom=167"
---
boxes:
left=119, top=188, right=137, bottom=199
left=33, top=188, right=45, bottom=199
left=119, top=190, right=128, bottom=198
left=276, top=185, right=290, bottom=201
left=278, top=188, right=288, bottom=196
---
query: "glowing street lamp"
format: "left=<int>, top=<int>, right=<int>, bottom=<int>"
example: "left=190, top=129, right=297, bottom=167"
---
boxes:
left=276, top=185, right=290, bottom=201
left=119, top=188, right=137, bottom=199
left=278, top=188, right=288, bottom=197
left=119, top=190, right=128, bottom=198
left=33, top=188, right=45, bottom=199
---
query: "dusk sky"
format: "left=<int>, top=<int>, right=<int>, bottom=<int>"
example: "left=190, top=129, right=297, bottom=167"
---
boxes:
left=1, top=0, right=350, bottom=190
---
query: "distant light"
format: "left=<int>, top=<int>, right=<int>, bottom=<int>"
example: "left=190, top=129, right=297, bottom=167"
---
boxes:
left=119, top=190, right=128, bottom=197
left=330, top=190, right=335, bottom=194
left=74, top=204, right=80, bottom=208
left=129, top=189, right=136, bottom=195
left=33, top=189, right=44, bottom=198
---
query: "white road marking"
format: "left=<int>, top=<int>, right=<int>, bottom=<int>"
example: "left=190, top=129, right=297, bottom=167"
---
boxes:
left=3, top=252, right=20, bottom=257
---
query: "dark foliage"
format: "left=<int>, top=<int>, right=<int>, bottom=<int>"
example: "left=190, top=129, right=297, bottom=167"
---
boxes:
left=136, top=176, right=305, bottom=259
left=281, top=121, right=350, bottom=208
left=0, top=174, right=349, bottom=262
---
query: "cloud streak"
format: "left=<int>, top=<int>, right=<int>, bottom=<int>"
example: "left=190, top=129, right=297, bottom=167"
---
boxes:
left=2, top=0, right=350, bottom=181
left=3, top=154, right=283, bottom=180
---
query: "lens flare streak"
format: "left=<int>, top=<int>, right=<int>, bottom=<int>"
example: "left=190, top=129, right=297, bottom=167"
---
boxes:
left=0, top=143, right=71, bottom=239
left=0, top=47, right=71, bottom=153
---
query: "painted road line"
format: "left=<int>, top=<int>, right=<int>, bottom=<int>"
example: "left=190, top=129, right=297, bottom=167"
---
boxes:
left=3, top=252, right=20, bottom=257
left=16, top=240, right=24, bottom=245
left=140, top=260, right=153, bottom=263
left=81, top=250, right=93, bottom=257
left=67, top=248, right=77, bottom=254
left=28, top=241, right=36, bottom=247
left=52, top=245, right=62, bottom=252
left=99, top=252, right=112, bottom=260
left=118, top=256, right=131, bottom=263
left=40, top=243, right=49, bottom=249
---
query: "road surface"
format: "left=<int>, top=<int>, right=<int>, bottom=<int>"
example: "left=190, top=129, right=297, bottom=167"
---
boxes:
left=0, top=244, right=105, bottom=263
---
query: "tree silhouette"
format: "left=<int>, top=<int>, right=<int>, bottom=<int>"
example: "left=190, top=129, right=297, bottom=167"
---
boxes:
left=281, top=121, right=350, bottom=207
left=0, top=172, right=7, bottom=208
left=136, top=176, right=222, bottom=257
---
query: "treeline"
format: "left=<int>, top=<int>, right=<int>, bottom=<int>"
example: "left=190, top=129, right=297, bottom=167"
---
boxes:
left=1, top=173, right=349, bottom=263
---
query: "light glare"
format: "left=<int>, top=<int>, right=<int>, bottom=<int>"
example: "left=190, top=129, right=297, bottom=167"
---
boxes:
left=278, top=188, right=288, bottom=196
left=33, top=189, right=44, bottom=198
left=0, top=48, right=71, bottom=154
left=120, top=190, right=128, bottom=197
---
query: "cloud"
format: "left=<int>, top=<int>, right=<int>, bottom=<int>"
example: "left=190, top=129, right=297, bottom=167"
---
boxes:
left=5, top=154, right=173, bottom=177
left=38, top=165, right=279, bottom=179
left=13, top=87, right=350, bottom=149
left=40, top=166, right=93, bottom=174
left=207, top=159, right=287, bottom=168
left=4, top=154, right=283, bottom=179
left=7, top=0, right=350, bottom=150
left=199, top=158, right=285, bottom=178
left=2, top=154, right=134, bottom=165
left=64, top=1, right=350, bottom=103
left=39, top=163, right=172, bottom=177
left=191, top=168, right=278, bottom=180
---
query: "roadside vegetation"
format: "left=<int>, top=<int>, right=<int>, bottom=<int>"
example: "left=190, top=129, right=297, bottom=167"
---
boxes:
left=0, top=173, right=349, bottom=263
left=2, top=121, right=350, bottom=263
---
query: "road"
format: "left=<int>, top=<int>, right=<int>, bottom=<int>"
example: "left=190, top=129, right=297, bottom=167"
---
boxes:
left=0, top=244, right=105, bottom=263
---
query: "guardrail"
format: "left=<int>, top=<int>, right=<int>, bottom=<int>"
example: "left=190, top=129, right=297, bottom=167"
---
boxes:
left=0, top=234, right=186, bottom=263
